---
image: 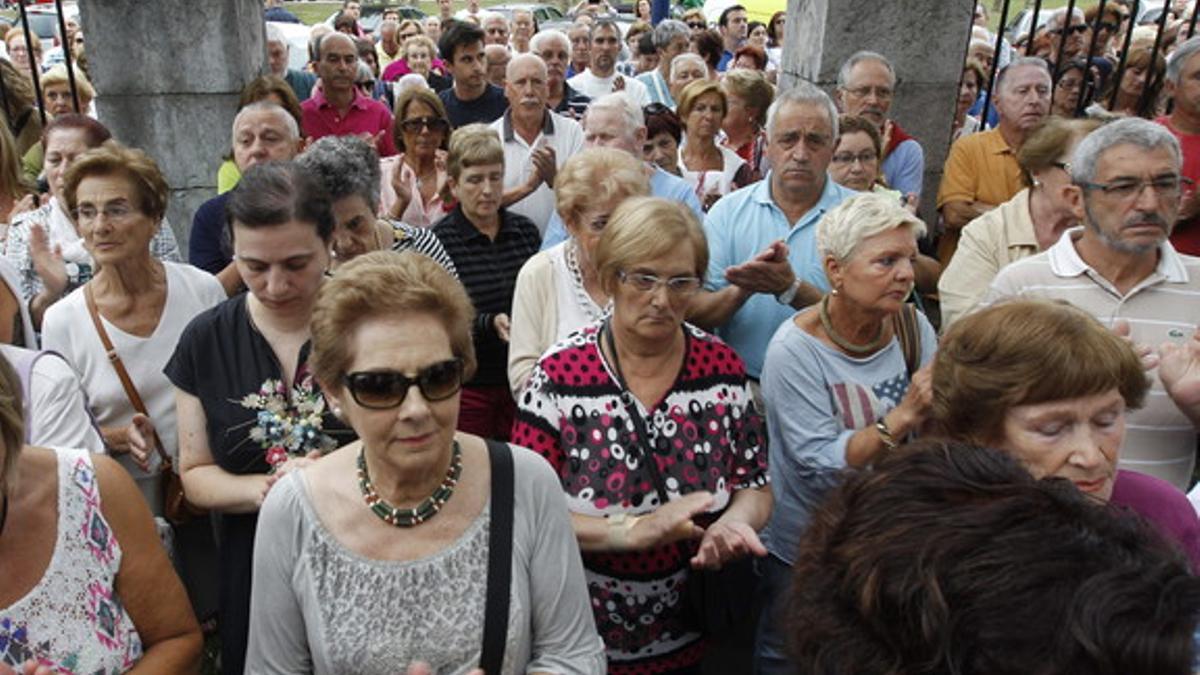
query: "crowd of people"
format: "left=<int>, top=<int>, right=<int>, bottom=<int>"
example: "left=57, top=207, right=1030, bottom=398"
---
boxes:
left=3, top=0, right=1200, bottom=673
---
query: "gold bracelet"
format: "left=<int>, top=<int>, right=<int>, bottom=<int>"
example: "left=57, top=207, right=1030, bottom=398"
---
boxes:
left=875, top=418, right=898, bottom=452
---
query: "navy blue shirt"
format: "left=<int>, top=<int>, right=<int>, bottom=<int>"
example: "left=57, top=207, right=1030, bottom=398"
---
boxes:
left=189, top=192, right=231, bottom=275
left=439, top=84, right=509, bottom=129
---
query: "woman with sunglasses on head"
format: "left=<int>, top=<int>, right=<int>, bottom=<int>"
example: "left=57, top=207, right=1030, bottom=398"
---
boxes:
left=246, top=250, right=605, bottom=673
left=512, top=197, right=771, bottom=674
left=380, top=86, right=452, bottom=228
left=165, top=161, right=355, bottom=675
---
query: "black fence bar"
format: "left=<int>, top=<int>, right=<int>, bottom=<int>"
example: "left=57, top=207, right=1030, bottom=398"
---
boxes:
left=1188, top=0, right=1200, bottom=40
left=1136, top=0, right=1170, bottom=117
left=16, top=0, right=45, bottom=127
left=1049, top=0, right=1078, bottom=112
left=0, top=63, right=13, bottom=138
left=1108, top=0, right=1140, bottom=111
left=980, top=0, right=1012, bottom=131
left=53, top=0, right=79, bottom=113
left=1029, top=0, right=1046, bottom=45
left=1075, top=0, right=1107, bottom=116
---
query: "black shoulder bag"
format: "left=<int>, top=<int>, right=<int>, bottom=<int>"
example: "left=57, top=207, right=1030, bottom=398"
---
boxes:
left=480, top=439, right=514, bottom=674
left=602, top=320, right=758, bottom=636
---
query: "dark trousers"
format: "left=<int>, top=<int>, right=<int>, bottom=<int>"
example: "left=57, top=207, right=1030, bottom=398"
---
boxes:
left=753, top=554, right=796, bottom=675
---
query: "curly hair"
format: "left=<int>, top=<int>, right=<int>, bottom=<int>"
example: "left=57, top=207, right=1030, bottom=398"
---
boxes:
left=296, top=135, right=381, bottom=213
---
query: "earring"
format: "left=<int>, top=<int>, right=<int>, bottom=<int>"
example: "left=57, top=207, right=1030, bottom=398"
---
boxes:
left=331, top=405, right=342, bottom=418
left=1031, top=177, right=1043, bottom=188
left=831, top=287, right=840, bottom=296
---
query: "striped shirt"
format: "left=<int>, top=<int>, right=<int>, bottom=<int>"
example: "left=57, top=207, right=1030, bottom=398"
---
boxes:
left=982, top=227, right=1200, bottom=489
left=386, top=219, right=458, bottom=278
left=433, top=206, right=541, bottom=387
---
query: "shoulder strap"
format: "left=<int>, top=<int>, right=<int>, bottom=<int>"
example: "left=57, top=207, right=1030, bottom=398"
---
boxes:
left=84, top=284, right=170, bottom=465
left=891, top=303, right=922, bottom=379
left=481, top=439, right=514, bottom=675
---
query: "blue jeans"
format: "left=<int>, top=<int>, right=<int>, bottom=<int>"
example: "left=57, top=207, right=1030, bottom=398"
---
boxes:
left=752, top=554, right=795, bottom=675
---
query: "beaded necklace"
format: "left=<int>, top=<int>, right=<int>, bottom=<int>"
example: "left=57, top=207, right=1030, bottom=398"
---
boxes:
left=565, top=241, right=605, bottom=323
left=357, top=442, right=463, bottom=527
left=819, top=294, right=888, bottom=355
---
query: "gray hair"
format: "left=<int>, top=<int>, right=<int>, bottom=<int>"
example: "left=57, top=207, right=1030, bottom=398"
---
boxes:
left=766, top=81, right=839, bottom=142
left=378, top=19, right=399, bottom=35
left=266, top=23, right=287, bottom=48
left=994, top=56, right=1050, bottom=96
left=482, top=12, right=508, bottom=29
left=592, top=18, right=621, bottom=39
left=1167, top=36, right=1200, bottom=85
left=1070, top=117, right=1181, bottom=185
left=1044, top=6, right=1085, bottom=32
left=670, top=52, right=707, bottom=80
left=507, top=52, right=547, bottom=80
left=653, top=19, right=690, bottom=51
left=232, top=101, right=300, bottom=142
left=836, top=51, right=896, bottom=89
left=530, top=28, right=570, bottom=58
left=816, top=192, right=926, bottom=262
left=588, top=92, right=645, bottom=131
left=296, top=135, right=382, bottom=212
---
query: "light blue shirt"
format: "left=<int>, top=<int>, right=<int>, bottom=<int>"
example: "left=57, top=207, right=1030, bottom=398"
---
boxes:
left=881, top=138, right=924, bottom=196
left=636, top=69, right=675, bottom=107
left=703, top=174, right=855, bottom=378
left=540, top=166, right=703, bottom=249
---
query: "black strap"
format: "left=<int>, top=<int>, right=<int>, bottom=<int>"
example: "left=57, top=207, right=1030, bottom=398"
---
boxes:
left=603, top=320, right=673, bottom=505
left=481, top=439, right=514, bottom=674
left=891, top=304, right=922, bottom=379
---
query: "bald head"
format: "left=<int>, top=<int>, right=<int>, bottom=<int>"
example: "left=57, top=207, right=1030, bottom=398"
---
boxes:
left=507, top=52, right=547, bottom=80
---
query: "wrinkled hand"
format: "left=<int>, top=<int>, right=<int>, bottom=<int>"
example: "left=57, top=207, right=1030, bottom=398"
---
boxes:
left=897, top=364, right=933, bottom=428
left=691, top=518, right=767, bottom=570
left=494, top=313, right=511, bottom=342
left=1158, top=328, right=1200, bottom=416
left=360, top=129, right=386, bottom=150
left=29, top=223, right=68, bottom=298
left=125, top=413, right=158, bottom=472
left=724, top=240, right=794, bottom=295
left=0, top=660, right=54, bottom=675
left=630, top=491, right=712, bottom=549
left=7, top=193, right=37, bottom=220
left=1113, top=319, right=1159, bottom=370
left=612, top=75, right=626, bottom=92
left=531, top=145, right=557, bottom=188
left=392, top=155, right=414, bottom=207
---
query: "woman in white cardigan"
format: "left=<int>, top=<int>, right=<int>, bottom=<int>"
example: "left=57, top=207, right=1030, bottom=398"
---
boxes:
left=507, top=148, right=649, bottom=395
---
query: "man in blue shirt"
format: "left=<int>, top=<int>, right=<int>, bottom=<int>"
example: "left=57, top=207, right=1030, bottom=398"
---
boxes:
left=716, top=5, right=747, bottom=72
left=539, top=92, right=702, bottom=249
left=690, top=83, right=855, bottom=379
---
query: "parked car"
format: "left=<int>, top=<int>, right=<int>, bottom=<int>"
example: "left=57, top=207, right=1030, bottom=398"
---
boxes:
left=15, top=2, right=78, bottom=53
left=268, top=20, right=313, bottom=72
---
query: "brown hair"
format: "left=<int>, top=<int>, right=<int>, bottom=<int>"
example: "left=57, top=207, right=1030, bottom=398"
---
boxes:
left=835, top=115, right=882, bottom=158
left=595, top=196, right=708, bottom=295
left=691, top=29, right=723, bottom=70
left=63, top=141, right=170, bottom=223
left=310, top=249, right=477, bottom=388
left=733, top=44, right=766, bottom=70
left=0, top=350, right=23, bottom=495
left=1102, top=46, right=1166, bottom=117
left=0, top=121, right=32, bottom=201
left=1016, top=116, right=1102, bottom=185
left=932, top=300, right=1149, bottom=445
left=722, top=69, right=773, bottom=127
left=238, top=75, right=305, bottom=136
left=446, top=123, right=503, bottom=179
left=676, top=78, right=726, bottom=121
left=555, top=147, right=649, bottom=231
left=392, top=85, right=451, bottom=153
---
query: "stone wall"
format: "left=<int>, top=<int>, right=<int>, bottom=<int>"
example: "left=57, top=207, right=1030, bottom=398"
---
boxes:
left=79, top=0, right=266, bottom=253
left=779, top=0, right=974, bottom=224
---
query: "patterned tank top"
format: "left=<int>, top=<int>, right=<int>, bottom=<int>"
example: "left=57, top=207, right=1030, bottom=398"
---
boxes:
left=0, top=448, right=144, bottom=673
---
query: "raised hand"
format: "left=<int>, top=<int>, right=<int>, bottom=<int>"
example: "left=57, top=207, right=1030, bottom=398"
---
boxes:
left=29, top=223, right=68, bottom=298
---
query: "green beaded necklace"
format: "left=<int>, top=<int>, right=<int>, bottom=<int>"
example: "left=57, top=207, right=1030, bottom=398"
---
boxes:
left=357, top=441, right=464, bottom=527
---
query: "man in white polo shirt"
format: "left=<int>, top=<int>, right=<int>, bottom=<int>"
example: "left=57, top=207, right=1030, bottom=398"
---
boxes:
left=492, top=53, right=584, bottom=234
left=983, top=117, right=1200, bottom=490
left=568, top=19, right=650, bottom=107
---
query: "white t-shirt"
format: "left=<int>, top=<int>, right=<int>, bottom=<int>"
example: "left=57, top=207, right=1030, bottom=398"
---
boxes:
left=490, top=110, right=585, bottom=234
left=679, top=143, right=746, bottom=202
left=41, top=262, right=226, bottom=512
left=0, top=345, right=104, bottom=451
left=567, top=69, right=650, bottom=107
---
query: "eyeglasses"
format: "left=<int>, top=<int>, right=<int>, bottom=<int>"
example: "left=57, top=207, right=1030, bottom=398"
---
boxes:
left=843, top=85, right=893, bottom=100
left=1096, top=21, right=1119, bottom=32
left=400, top=116, right=450, bottom=133
left=1054, top=24, right=1089, bottom=36
left=618, top=270, right=703, bottom=295
left=343, top=358, right=465, bottom=410
left=832, top=151, right=878, bottom=165
left=1078, top=175, right=1193, bottom=201
left=687, top=21, right=706, bottom=29
left=74, top=203, right=137, bottom=223
left=399, top=32, right=419, bottom=40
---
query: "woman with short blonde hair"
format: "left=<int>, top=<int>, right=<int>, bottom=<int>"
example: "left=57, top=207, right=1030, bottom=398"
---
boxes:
left=677, top=79, right=746, bottom=209
left=721, top=69, right=773, bottom=182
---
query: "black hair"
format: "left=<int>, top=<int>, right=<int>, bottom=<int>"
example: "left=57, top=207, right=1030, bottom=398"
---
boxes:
left=438, top=21, right=485, bottom=63
left=226, top=161, right=335, bottom=244
left=718, top=4, right=746, bottom=27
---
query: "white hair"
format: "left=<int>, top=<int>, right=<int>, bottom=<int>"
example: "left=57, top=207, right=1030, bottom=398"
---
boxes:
left=266, top=23, right=287, bottom=49
left=670, top=52, right=707, bottom=80
left=395, top=73, right=431, bottom=94
left=587, top=92, right=644, bottom=130
left=836, top=51, right=896, bottom=89
left=507, top=52, right=547, bottom=80
left=232, top=101, right=300, bottom=142
left=816, top=192, right=926, bottom=262
left=766, top=81, right=839, bottom=142
left=1070, top=117, right=1181, bottom=184
left=530, top=28, right=571, bottom=59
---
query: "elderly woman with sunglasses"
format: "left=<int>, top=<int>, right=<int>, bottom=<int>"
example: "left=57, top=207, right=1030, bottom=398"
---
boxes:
left=512, top=197, right=770, bottom=674
left=380, top=86, right=452, bottom=228
left=247, top=250, right=605, bottom=674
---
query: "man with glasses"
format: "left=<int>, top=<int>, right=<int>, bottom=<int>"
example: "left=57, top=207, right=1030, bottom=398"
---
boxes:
left=982, top=117, right=1200, bottom=492
left=835, top=51, right=924, bottom=198
left=492, top=54, right=584, bottom=233
left=938, top=57, right=1051, bottom=263
left=637, top=19, right=690, bottom=107
left=1040, top=7, right=1091, bottom=65
left=532, top=29, right=591, bottom=118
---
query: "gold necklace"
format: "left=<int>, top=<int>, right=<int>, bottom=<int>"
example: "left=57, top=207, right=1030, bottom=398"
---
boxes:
left=818, top=294, right=888, bottom=354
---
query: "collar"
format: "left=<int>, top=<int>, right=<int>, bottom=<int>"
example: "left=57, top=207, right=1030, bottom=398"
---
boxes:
left=447, top=204, right=519, bottom=242
left=1003, top=188, right=1039, bottom=249
left=981, top=127, right=1014, bottom=156
left=501, top=108, right=555, bottom=142
left=756, top=172, right=849, bottom=225
left=1047, top=226, right=1190, bottom=283
left=312, top=87, right=370, bottom=112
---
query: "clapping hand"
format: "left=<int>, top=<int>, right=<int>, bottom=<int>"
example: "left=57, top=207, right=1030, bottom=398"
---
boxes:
left=724, top=240, right=795, bottom=295
left=29, top=223, right=68, bottom=299
left=1158, top=327, right=1200, bottom=419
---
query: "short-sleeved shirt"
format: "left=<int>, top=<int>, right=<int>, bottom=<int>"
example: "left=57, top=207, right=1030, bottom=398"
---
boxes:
left=439, top=84, right=509, bottom=128
left=433, top=207, right=541, bottom=387
left=566, top=70, right=650, bottom=107
left=189, top=192, right=231, bottom=275
left=490, top=109, right=585, bottom=234
left=1156, top=115, right=1200, bottom=256
left=636, top=68, right=674, bottom=108
left=981, top=228, right=1200, bottom=489
left=703, top=174, right=856, bottom=377
left=511, top=321, right=768, bottom=674
left=936, top=127, right=1023, bottom=210
left=301, top=88, right=397, bottom=157
left=880, top=137, right=924, bottom=196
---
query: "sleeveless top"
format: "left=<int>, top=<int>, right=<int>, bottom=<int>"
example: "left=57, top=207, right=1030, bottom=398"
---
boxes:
left=0, top=448, right=144, bottom=673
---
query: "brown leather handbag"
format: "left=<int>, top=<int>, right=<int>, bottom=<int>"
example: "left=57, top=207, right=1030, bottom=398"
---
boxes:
left=85, top=283, right=206, bottom=525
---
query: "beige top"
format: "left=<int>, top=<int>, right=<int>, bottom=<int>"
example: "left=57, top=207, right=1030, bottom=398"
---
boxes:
left=981, top=228, right=1200, bottom=489
left=938, top=188, right=1039, bottom=330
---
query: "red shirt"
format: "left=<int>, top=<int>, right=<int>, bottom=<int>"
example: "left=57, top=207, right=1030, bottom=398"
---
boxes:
left=301, top=88, right=397, bottom=157
left=1156, top=116, right=1200, bottom=255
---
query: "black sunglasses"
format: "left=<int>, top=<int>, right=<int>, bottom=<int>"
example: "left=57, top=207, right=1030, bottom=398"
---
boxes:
left=687, top=21, right=705, bottom=29
left=343, top=358, right=464, bottom=410
left=1054, top=24, right=1088, bottom=36
left=400, top=116, right=450, bottom=133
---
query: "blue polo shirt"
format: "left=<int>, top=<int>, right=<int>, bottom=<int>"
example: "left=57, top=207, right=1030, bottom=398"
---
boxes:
left=704, top=174, right=855, bottom=378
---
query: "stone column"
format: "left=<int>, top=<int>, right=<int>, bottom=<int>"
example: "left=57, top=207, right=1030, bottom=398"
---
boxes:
left=79, top=0, right=266, bottom=251
left=779, top=0, right=974, bottom=223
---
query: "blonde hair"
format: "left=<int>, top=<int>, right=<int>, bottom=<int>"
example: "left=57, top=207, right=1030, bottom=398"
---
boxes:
left=555, top=148, right=649, bottom=230
left=595, top=196, right=708, bottom=295
left=721, top=69, right=774, bottom=127
left=816, top=192, right=926, bottom=262
left=63, top=141, right=170, bottom=223
left=446, top=123, right=503, bottom=179
left=310, top=250, right=477, bottom=387
left=676, top=78, right=726, bottom=120
left=403, top=34, right=437, bottom=60
left=40, top=64, right=95, bottom=102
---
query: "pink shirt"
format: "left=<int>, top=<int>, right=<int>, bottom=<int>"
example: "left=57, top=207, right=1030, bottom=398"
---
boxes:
left=301, top=88, right=397, bottom=157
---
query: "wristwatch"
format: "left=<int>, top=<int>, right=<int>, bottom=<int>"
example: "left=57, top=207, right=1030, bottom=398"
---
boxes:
left=776, top=278, right=802, bottom=305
